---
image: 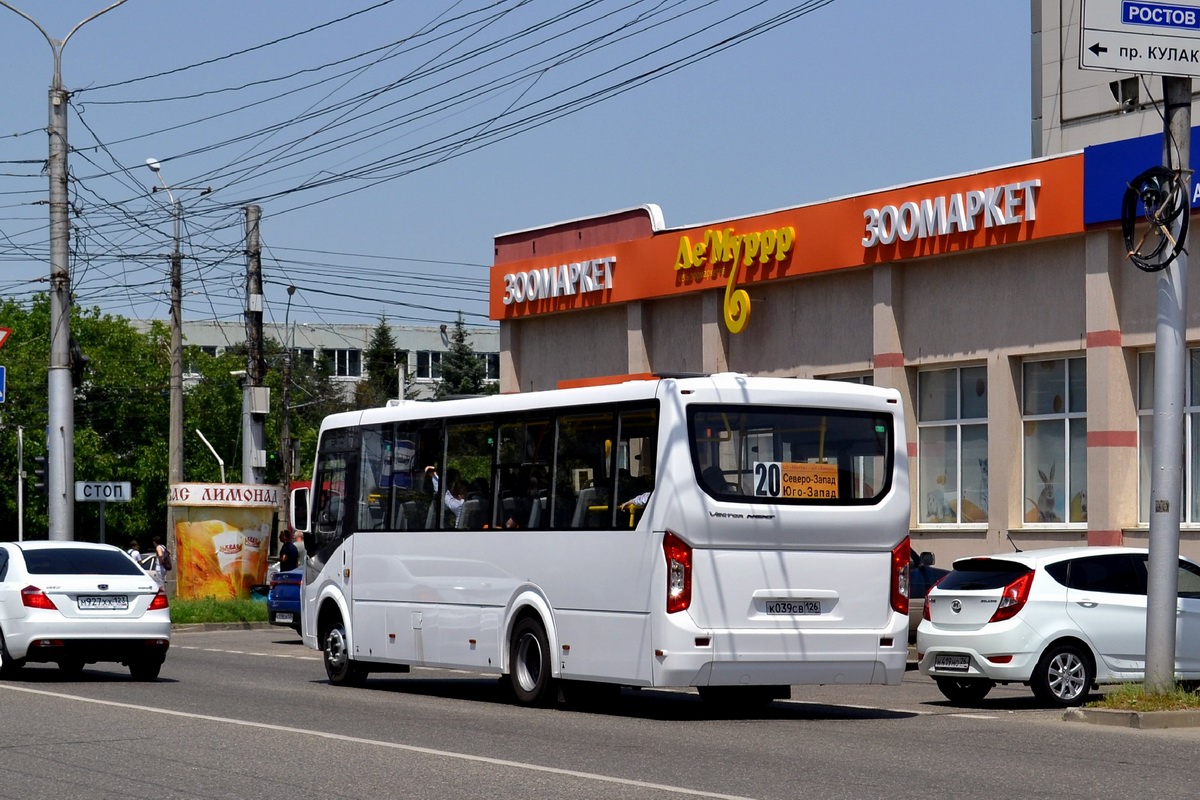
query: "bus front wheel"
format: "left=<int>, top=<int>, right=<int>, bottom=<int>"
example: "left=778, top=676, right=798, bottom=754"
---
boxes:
left=324, top=620, right=368, bottom=687
left=509, top=616, right=554, bottom=706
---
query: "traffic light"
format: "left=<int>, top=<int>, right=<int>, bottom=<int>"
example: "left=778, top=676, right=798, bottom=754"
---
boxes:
left=69, top=337, right=90, bottom=388
left=32, top=455, right=47, bottom=495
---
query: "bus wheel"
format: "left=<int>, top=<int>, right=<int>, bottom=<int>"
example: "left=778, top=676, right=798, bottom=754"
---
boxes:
left=509, top=616, right=554, bottom=706
left=324, top=620, right=368, bottom=687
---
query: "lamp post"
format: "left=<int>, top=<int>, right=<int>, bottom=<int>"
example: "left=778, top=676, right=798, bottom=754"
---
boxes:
left=0, top=0, right=132, bottom=540
left=281, top=286, right=297, bottom=488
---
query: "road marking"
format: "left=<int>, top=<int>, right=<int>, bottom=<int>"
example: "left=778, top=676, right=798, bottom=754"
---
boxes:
left=177, top=645, right=319, bottom=661
left=0, top=684, right=757, bottom=800
left=780, top=699, right=934, bottom=716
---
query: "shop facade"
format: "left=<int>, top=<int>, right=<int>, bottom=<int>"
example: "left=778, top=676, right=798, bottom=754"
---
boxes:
left=489, top=136, right=1200, bottom=563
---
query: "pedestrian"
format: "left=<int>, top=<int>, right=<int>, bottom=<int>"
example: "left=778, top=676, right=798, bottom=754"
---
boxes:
left=127, top=538, right=142, bottom=563
left=278, top=529, right=300, bottom=572
left=151, top=535, right=167, bottom=586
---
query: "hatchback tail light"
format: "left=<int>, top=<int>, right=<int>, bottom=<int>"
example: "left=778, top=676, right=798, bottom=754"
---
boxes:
left=663, top=531, right=692, bottom=614
left=21, top=585, right=57, bottom=610
left=922, top=573, right=949, bottom=621
left=988, top=570, right=1035, bottom=623
left=890, top=537, right=911, bottom=615
left=148, top=589, right=169, bottom=611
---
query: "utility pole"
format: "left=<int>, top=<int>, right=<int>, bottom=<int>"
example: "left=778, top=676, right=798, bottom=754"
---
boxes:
left=243, top=205, right=266, bottom=485
left=1145, top=75, right=1192, bottom=693
left=280, top=285, right=296, bottom=493
left=0, top=0, right=131, bottom=539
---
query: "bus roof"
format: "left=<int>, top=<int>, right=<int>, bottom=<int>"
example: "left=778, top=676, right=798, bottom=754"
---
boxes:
left=322, top=373, right=901, bottom=431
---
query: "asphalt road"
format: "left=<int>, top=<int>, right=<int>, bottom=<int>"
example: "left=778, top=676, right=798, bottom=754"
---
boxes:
left=1, top=627, right=1197, bottom=800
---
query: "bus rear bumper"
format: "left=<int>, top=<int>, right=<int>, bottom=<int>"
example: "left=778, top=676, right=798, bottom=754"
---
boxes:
left=653, top=621, right=909, bottom=687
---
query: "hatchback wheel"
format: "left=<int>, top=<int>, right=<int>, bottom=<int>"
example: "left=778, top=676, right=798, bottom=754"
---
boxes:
left=1031, top=643, right=1093, bottom=706
left=935, top=677, right=995, bottom=704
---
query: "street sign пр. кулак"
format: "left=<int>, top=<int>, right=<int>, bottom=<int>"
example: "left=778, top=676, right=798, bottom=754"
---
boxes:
left=1082, top=0, right=1200, bottom=78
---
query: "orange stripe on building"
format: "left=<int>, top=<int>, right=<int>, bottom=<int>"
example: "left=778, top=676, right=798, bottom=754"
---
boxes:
left=1087, top=430, right=1137, bottom=447
left=1088, top=530, right=1124, bottom=546
left=1086, top=330, right=1122, bottom=348
left=874, top=352, right=904, bottom=368
left=907, top=442, right=917, bottom=458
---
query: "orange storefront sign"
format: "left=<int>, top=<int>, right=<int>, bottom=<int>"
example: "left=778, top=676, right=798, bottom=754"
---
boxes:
left=491, top=154, right=1084, bottom=332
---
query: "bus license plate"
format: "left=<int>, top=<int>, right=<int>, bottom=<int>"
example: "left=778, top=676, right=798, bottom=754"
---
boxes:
left=934, top=654, right=970, bottom=672
left=765, top=600, right=820, bottom=615
left=78, top=595, right=128, bottom=611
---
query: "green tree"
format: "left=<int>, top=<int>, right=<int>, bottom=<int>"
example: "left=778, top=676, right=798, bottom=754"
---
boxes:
left=355, top=316, right=419, bottom=407
left=437, top=313, right=489, bottom=398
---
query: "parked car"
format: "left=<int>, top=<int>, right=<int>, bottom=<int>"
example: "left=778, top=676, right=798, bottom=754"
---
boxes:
left=917, top=546, right=1200, bottom=707
left=908, top=550, right=949, bottom=641
left=0, top=541, right=171, bottom=680
left=267, top=567, right=303, bottom=633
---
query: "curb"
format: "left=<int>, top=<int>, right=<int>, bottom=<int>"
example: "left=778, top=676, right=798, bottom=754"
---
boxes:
left=1063, top=706, right=1200, bottom=729
left=171, top=622, right=275, bottom=633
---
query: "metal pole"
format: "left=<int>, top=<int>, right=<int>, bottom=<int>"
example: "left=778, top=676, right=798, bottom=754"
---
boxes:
left=1145, top=75, right=1191, bottom=693
left=17, top=425, right=24, bottom=542
left=243, top=205, right=265, bottom=485
left=280, top=287, right=296, bottom=491
left=0, top=1, right=133, bottom=542
left=169, top=198, right=183, bottom=492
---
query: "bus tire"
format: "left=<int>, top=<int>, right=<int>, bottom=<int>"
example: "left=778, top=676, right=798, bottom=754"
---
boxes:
left=324, top=619, right=368, bottom=687
left=509, top=616, right=554, bottom=706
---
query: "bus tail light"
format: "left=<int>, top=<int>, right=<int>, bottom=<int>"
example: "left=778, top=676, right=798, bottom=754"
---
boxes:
left=890, top=538, right=911, bottom=616
left=663, top=531, right=692, bottom=614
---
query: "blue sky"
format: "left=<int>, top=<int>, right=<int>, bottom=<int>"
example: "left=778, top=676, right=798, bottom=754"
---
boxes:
left=0, top=1, right=1031, bottom=331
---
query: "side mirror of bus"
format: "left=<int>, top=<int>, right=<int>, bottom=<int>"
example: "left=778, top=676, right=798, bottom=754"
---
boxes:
left=291, top=486, right=310, bottom=535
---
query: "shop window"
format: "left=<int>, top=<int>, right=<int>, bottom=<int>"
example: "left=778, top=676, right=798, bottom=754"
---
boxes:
left=1022, top=357, right=1086, bottom=524
left=1138, top=350, right=1200, bottom=524
left=918, top=366, right=988, bottom=524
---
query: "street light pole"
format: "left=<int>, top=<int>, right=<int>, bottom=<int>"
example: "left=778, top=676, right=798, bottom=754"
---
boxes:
left=0, top=0, right=132, bottom=540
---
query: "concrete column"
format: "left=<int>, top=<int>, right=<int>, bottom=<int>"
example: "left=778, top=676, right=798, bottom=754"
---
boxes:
left=1084, top=229, right=1138, bottom=545
left=500, top=323, right=519, bottom=393
left=701, top=292, right=729, bottom=374
left=872, top=265, right=916, bottom=525
left=627, top=301, right=650, bottom=374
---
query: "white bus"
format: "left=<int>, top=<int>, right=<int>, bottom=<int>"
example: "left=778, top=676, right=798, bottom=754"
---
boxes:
left=293, top=373, right=912, bottom=707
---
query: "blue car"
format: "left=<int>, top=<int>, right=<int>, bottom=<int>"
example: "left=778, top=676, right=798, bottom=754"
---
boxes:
left=267, top=567, right=303, bottom=633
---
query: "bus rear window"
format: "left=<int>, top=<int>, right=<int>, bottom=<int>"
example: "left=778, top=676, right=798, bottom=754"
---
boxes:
left=689, top=406, right=893, bottom=504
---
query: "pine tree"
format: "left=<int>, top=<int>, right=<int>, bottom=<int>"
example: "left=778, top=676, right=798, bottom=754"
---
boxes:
left=437, top=313, right=487, bottom=398
left=356, top=316, right=400, bottom=407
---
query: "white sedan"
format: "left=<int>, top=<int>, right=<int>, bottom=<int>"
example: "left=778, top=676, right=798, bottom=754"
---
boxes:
left=917, top=546, right=1200, bottom=707
left=0, top=541, right=170, bottom=680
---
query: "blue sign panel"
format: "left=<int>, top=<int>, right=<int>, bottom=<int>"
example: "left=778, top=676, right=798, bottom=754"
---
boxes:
left=0, top=365, right=5, bottom=404
left=1122, top=2, right=1200, bottom=31
left=1083, top=126, right=1200, bottom=225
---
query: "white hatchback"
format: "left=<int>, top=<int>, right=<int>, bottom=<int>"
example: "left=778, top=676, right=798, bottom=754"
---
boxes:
left=917, top=546, right=1200, bottom=706
left=0, top=541, right=171, bottom=680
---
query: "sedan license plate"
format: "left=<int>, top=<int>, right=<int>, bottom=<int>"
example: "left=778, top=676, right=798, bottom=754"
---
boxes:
left=78, top=595, right=128, bottom=611
left=934, top=654, right=971, bottom=672
left=765, top=600, right=821, bottom=615
left=275, top=612, right=294, bottom=623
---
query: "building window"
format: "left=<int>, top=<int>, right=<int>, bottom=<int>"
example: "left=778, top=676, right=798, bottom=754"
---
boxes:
left=292, top=348, right=315, bottom=369
left=1139, top=350, right=1200, bottom=524
left=416, top=351, right=442, bottom=380
left=482, top=352, right=500, bottom=382
left=327, top=348, right=361, bottom=378
left=1023, top=357, right=1086, bottom=524
left=823, top=373, right=873, bottom=385
left=918, top=366, right=988, bottom=524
